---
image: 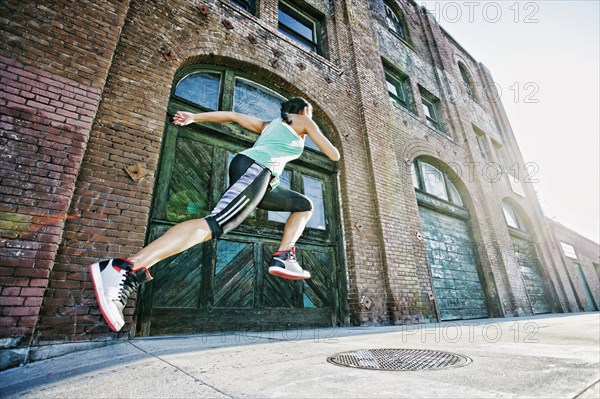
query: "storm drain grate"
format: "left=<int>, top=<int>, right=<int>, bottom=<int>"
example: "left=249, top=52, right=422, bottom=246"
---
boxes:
left=327, top=349, right=472, bottom=371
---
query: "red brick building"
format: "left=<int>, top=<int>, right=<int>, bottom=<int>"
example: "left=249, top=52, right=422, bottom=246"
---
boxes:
left=1, top=0, right=598, bottom=369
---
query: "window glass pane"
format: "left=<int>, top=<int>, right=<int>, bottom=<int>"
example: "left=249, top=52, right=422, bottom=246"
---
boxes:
left=411, top=163, right=419, bottom=188
left=303, top=292, right=316, bottom=308
left=502, top=202, right=520, bottom=229
left=560, top=242, right=578, bottom=259
left=279, top=29, right=316, bottom=51
left=422, top=101, right=432, bottom=119
left=229, top=0, right=252, bottom=11
left=303, top=175, right=326, bottom=230
left=507, top=173, right=526, bottom=197
left=460, top=66, right=470, bottom=84
left=233, top=78, right=285, bottom=121
left=216, top=240, right=247, bottom=275
left=421, top=162, right=448, bottom=200
left=268, top=170, right=292, bottom=223
left=387, top=72, right=410, bottom=107
left=304, top=135, right=320, bottom=151
left=398, top=80, right=408, bottom=103
left=386, top=17, right=396, bottom=32
left=174, top=72, right=221, bottom=110
left=460, top=65, right=475, bottom=99
left=385, top=4, right=404, bottom=37
left=386, top=79, right=398, bottom=97
left=460, top=66, right=471, bottom=87
left=279, top=6, right=314, bottom=42
left=447, top=181, right=463, bottom=206
left=226, top=152, right=236, bottom=187
left=492, top=141, right=506, bottom=166
left=476, top=135, right=488, bottom=160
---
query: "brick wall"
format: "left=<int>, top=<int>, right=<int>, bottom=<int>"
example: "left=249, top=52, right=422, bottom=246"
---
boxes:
left=0, top=0, right=131, bottom=363
left=0, top=56, right=100, bottom=342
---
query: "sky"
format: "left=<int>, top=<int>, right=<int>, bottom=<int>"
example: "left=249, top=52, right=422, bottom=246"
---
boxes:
left=419, top=0, right=600, bottom=244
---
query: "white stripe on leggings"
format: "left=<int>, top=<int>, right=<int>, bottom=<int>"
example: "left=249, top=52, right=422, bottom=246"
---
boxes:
left=210, top=163, right=264, bottom=216
left=216, top=196, right=250, bottom=224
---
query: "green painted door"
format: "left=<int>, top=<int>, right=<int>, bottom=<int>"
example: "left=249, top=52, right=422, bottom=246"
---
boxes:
left=136, top=122, right=342, bottom=335
left=575, top=263, right=599, bottom=311
left=512, top=237, right=552, bottom=314
left=419, top=206, right=489, bottom=321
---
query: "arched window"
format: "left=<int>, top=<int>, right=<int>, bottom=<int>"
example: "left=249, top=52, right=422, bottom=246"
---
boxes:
left=174, top=71, right=324, bottom=152
left=458, top=62, right=477, bottom=101
left=413, top=159, right=463, bottom=206
left=384, top=1, right=408, bottom=40
left=174, top=72, right=221, bottom=110
left=233, top=78, right=286, bottom=120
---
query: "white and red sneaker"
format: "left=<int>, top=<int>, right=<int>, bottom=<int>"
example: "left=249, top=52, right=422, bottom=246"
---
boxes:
left=268, top=248, right=311, bottom=280
left=90, top=259, right=152, bottom=332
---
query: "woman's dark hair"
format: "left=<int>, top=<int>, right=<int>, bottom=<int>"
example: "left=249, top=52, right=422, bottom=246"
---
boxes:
left=280, top=97, right=309, bottom=124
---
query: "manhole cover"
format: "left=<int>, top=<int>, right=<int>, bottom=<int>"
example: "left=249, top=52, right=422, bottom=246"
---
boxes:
left=327, top=349, right=472, bottom=371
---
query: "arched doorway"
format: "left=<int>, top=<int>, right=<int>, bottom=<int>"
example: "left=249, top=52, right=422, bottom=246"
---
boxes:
left=412, top=158, right=489, bottom=321
left=501, top=200, right=552, bottom=314
left=135, top=65, right=345, bottom=335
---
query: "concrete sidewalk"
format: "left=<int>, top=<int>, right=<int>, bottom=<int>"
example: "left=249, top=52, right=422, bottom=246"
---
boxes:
left=1, top=313, right=598, bottom=398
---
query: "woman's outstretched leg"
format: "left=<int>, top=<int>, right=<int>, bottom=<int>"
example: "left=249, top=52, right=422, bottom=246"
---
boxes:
left=129, top=218, right=212, bottom=269
left=91, top=154, right=272, bottom=332
left=89, top=217, right=212, bottom=332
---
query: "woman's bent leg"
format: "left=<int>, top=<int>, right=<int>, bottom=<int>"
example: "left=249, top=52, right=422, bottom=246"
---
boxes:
left=258, top=185, right=313, bottom=279
left=278, top=210, right=312, bottom=252
left=129, top=218, right=212, bottom=269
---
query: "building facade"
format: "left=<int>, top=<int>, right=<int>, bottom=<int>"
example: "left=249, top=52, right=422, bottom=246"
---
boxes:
left=1, top=0, right=598, bottom=368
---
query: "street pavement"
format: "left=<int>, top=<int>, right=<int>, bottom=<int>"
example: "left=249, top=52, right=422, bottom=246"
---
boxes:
left=1, top=312, right=598, bottom=398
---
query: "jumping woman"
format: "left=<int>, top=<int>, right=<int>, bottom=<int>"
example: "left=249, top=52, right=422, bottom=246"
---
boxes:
left=90, top=98, right=341, bottom=332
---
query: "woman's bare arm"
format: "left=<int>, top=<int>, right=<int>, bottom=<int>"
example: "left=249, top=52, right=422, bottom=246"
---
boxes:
left=298, top=116, right=340, bottom=161
left=173, top=111, right=268, bottom=134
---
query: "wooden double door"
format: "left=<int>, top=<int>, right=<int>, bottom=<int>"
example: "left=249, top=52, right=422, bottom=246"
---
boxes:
left=417, top=192, right=490, bottom=321
left=511, top=236, right=552, bottom=314
left=135, top=121, right=344, bottom=336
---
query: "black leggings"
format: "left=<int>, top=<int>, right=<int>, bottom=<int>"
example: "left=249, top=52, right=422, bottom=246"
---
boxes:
left=205, top=154, right=313, bottom=238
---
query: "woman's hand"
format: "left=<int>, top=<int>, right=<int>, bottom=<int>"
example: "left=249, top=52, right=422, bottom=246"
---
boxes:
left=173, top=111, right=196, bottom=126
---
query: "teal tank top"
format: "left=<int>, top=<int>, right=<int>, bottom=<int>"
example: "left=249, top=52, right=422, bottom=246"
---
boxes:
left=240, top=118, right=305, bottom=178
